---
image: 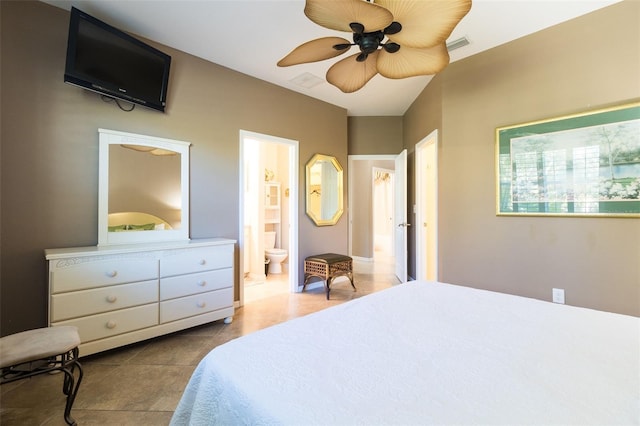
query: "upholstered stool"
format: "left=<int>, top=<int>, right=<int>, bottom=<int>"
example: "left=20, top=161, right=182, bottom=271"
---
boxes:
left=0, top=326, right=83, bottom=425
left=303, top=253, right=355, bottom=299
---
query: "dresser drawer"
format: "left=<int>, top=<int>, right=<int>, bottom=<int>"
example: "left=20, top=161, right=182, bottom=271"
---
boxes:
left=50, top=279, right=158, bottom=322
left=161, top=245, right=233, bottom=277
left=160, top=268, right=232, bottom=301
left=51, top=258, right=158, bottom=293
left=52, top=304, right=158, bottom=343
left=160, top=287, right=233, bottom=323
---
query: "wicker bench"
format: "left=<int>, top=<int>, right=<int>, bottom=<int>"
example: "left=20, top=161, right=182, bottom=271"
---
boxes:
left=0, top=326, right=83, bottom=425
left=303, top=253, right=355, bottom=299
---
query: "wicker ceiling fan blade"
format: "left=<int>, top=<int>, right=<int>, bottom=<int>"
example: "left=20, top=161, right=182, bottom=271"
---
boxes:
left=377, top=0, right=472, bottom=48
left=377, top=43, right=450, bottom=79
left=305, top=0, right=393, bottom=33
left=326, top=51, right=379, bottom=93
left=277, top=37, right=352, bottom=67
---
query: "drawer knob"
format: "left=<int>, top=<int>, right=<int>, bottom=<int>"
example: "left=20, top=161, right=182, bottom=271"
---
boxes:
left=198, top=281, right=207, bottom=287
left=199, top=259, right=207, bottom=266
left=106, top=270, right=118, bottom=278
left=106, top=295, right=118, bottom=303
left=197, top=301, right=206, bottom=308
left=106, top=320, right=117, bottom=329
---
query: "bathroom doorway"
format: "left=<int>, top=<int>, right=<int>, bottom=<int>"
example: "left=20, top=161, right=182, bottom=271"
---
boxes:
left=239, top=131, right=299, bottom=305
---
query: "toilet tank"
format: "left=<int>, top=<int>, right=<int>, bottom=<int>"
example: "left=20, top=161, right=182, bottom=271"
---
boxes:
left=264, top=231, right=276, bottom=249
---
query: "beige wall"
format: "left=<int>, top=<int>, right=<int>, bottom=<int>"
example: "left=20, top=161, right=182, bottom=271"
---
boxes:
left=348, top=116, right=403, bottom=155
left=0, top=1, right=348, bottom=335
left=403, top=1, right=640, bottom=316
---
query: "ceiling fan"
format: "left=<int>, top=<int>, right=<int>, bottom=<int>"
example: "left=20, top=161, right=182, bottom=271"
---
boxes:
left=278, top=0, right=472, bottom=93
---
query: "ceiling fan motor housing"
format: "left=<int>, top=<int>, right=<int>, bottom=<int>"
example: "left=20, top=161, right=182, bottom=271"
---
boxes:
left=354, top=30, right=384, bottom=55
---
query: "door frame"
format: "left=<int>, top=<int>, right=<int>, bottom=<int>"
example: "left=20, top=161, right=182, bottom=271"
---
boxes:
left=348, top=153, right=406, bottom=282
left=238, top=130, right=299, bottom=306
left=415, top=130, right=439, bottom=281
left=394, top=149, right=408, bottom=283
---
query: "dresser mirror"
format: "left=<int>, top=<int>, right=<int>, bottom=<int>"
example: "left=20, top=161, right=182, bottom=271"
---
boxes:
left=98, top=128, right=191, bottom=245
left=305, top=153, right=344, bottom=226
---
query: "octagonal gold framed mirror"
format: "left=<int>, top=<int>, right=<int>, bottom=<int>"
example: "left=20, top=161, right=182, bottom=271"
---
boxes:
left=305, top=153, right=344, bottom=226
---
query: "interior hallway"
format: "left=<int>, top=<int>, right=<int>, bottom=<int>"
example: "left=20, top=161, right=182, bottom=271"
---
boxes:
left=0, top=260, right=400, bottom=425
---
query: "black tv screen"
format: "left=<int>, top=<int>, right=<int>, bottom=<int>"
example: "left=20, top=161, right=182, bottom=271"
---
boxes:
left=64, top=7, right=171, bottom=112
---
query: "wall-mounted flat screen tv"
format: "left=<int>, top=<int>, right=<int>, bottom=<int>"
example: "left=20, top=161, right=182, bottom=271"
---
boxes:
left=64, top=7, right=171, bottom=112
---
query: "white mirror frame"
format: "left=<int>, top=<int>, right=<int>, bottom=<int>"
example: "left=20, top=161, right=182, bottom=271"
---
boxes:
left=98, top=128, right=191, bottom=246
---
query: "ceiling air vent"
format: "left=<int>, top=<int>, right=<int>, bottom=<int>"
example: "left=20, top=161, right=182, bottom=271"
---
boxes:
left=446, top=36, right=470, bottom=52
left=290, top=72, right=325, bottom=89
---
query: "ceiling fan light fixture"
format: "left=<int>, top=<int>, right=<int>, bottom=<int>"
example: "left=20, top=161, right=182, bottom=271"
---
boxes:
left=350, top=22, right=365, bottom=34
left=333, top=43, right=353, bottom=51
left=383, top=42, right=400, bottom=54
left=384, top=21, right=402, bottom=35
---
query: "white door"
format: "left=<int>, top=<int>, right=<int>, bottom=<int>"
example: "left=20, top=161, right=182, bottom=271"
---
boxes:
left=394, top=149, right=408, bottom=282
left=415, top=131, right=438, bottom=281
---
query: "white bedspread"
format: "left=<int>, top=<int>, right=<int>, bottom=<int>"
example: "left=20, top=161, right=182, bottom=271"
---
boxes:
left=171, top=281, right=640, bottom=425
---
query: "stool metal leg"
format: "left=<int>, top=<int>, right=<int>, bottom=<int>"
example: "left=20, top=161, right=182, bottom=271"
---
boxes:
left=302, top=274, right=311, bottom=292
left=326, top=274, right=356, bottom=300
left=348, top=272, right=356, bottom=290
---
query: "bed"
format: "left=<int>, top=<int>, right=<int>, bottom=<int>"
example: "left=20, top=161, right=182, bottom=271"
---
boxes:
left=107, top=211, right=172, bottom=231
left=171, top=281, right=639, bottom=425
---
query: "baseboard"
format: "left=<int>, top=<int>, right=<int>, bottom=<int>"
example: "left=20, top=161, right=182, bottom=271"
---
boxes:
left=351, top=256, right=373, bottom=263
left=298, top=281, right=324, bottom=292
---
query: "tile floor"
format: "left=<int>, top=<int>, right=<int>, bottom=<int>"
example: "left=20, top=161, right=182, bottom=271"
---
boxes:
left=0, top=259, right=399, bottom=425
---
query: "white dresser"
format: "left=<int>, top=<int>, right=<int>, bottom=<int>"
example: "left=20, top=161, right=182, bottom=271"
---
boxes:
left=45, top=238, right=235, bottom=356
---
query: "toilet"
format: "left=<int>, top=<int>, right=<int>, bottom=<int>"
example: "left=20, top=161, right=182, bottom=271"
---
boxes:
left=264, top=231, right=287, bottom=274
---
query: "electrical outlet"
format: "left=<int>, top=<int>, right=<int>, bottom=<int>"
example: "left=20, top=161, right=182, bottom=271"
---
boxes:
left=552, top=288, right=565, bottom=304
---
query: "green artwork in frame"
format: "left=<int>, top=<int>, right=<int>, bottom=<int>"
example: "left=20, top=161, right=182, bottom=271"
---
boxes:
left=496, top=102, right=640, bottom=217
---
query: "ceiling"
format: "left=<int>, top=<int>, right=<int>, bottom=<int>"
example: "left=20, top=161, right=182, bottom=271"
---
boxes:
left=43, top=0, right=622, bottom=116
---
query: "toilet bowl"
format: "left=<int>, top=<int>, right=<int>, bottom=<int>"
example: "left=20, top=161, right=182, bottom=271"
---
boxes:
left=265, top=231, right=287, bottom=274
